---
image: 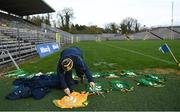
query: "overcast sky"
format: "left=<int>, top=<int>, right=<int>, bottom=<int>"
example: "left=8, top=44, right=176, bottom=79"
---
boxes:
left=44, top=0, right=180, bottom=28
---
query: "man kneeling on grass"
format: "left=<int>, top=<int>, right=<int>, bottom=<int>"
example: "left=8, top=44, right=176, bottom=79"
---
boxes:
left=57, top=47, right=95, bottom=96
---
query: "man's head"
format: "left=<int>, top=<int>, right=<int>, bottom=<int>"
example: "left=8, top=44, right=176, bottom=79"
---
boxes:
left=61, top=58, right=73, bottom=71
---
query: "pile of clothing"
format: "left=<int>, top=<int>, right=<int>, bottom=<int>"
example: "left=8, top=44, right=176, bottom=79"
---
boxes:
left=120, top=70, right=137, bottom=77
left=137, top=74, right=165, bottom=87
left=6, top=75, right=60, bottom=100
left=92, top=72, right=119, bottom=78
left=109, top=80, right=134, bottom=92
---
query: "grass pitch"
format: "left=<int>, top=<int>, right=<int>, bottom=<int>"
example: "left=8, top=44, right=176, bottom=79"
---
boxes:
left=0, top=40, right=180, bottom=111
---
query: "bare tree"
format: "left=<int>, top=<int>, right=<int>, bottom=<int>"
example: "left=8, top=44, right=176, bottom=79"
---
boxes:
left=120, top=17, right=140, bottom=34
left=57, top=8, right=74, bottom=31
left=57, top=12, right=65, bottom=28
left=104, top=23, right=119, bottom=33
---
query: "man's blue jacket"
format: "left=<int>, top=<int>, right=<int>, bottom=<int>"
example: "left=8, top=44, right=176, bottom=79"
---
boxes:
left=57, top=47, right=94, bottom=89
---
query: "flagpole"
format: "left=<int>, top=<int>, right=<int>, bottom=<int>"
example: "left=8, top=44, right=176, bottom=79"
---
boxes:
left=165, top=43, right=179, bottom=64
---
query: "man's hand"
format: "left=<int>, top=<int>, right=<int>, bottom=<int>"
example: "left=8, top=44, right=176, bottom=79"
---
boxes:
left=64, top=88, right=71, bottom=96
left=89, top=82, right=95, bottom=89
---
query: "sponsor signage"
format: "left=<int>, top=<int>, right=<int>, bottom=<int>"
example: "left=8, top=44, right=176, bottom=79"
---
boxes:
left=36, top=42, right=60, bottom=58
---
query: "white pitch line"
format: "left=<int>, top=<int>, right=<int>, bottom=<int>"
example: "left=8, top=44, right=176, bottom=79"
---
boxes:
left=102, top=43, right=175, bottom=65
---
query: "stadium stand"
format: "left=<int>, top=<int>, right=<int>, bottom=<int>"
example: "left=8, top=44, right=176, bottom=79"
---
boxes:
left=127, top=31, right=160, bottom=40
left=100, top=33, right=125, bottom=40
left=150, top=27, right=172, bottom=39
left=125, top=27, right=180, bottom=40
left=74, top=33, right=126, bottom=41
left=0, top=12, right=38, bottom=29
left=73, top=34, right=97, bottom=41
left=74, top=27, right=180, bottom=41
left=0, top=32, right=36, bottom=66
left=172, top=27, right=180, bottom=33
left=0, top=0, right=57, bottom=68
left=167, top=26, right=180, bottom=39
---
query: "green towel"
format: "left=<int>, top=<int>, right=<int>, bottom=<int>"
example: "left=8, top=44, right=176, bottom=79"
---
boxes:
left=109, top=80, right=134, bottom=92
